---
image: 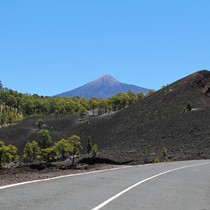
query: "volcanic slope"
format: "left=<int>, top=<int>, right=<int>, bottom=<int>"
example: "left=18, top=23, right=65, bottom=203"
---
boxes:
left=1, top=70, right=210, bottom=164
left=68, top=70, right=210, bottom=163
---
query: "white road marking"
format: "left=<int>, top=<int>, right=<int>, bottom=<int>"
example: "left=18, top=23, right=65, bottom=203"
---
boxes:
left=91, top=161, right=210, bottom=210
left=0, top=165, right=132, bottom=190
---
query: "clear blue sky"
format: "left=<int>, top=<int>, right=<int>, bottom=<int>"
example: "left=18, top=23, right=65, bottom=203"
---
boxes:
left=0, top=0, right=210, bottom=96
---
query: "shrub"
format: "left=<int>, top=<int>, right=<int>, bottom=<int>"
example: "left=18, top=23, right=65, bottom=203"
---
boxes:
left=154, top=156, right=160, bottom=163
left=87, top=136, right=93, bottom=155
left=186, top=101, right=192, bottom=111
left=162, top=147, right=167, bottom=157
left=39, top=147, right=57, bottom=161
left=36, top=119, right=44, bottom=130
left=92, top=144, right=99, bottom=157
left=38, top=129, right=52, bottom=149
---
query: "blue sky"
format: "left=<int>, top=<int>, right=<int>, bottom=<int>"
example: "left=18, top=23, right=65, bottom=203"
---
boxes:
left=0, top=0, right=210, bottom=96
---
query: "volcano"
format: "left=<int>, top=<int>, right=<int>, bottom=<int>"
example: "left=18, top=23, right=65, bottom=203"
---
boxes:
left=55, top=74, right=149, bottom=98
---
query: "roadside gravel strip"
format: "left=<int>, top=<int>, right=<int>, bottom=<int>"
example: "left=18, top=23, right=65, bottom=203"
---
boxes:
left=0, top=165, right=131, bottom=189
left=0, top=164, right=123, bottom=187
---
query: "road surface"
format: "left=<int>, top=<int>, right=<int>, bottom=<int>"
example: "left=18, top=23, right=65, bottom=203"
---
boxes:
left=0, top=160, right=210, bottom=210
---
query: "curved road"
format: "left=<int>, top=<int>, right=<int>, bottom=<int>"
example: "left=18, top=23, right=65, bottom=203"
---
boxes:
left=0, top=160, right=210, bottom=210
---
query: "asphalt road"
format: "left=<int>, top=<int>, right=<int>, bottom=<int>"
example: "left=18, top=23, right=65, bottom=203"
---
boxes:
left=0, top=160, right=210, bottom=210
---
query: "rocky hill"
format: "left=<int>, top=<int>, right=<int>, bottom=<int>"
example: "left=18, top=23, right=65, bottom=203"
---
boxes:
left=1, top=70, right=210, bottom=164
left=55, top=74, right=149, bottom=98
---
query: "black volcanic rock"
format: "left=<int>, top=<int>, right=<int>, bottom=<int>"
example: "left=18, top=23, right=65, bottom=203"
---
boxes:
left=55, top=70, right=210, bottom=162
left=1, top=70, right=210, bottom=164
left=55, top=74, right=149, bottom=98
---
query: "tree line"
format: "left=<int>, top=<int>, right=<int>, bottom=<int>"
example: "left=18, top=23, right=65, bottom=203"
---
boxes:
left=0, top=124, right=98, bottom=167
left=0, top=80, right=154, bottom=126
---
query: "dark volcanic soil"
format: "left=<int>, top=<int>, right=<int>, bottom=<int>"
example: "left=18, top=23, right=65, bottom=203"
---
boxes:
left=1, top=70, right=210, bottom=164
left=0, top=162, right=121, bottom=187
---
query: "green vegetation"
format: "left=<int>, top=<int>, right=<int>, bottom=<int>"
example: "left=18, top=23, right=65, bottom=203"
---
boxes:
left=145, top=89, right=154, bottom=97
left=39, top=147, right=57, bottom=162
left=91, top=144, right=99, bottom=157
left=54, top=139, right=72, bottom=160
left=22, top=141, right=40, bottom=162
left=38, top=129, right=52, bottom=149
left=36, top=119, right=44, bottom=130
left=86, top=136, right=99, bottom=157
left=0, top=140, right=19, bottom=167
left=183, top=101, right=192, bottom=112
left=21, top=133, right=99, bottom=166
left=154, top=156, right=160, bottom=163
left=0, top=80, right=149, bottom=167
left=162, top=147, right=168, bottom=162
left=87, top=136, right=93, bottom=155
left=162, top=147, right=167, bottom=157
left=68, top=135, right=83, bottom=166
left=0, top=80, right=147, bottom=126
left=153, top=148, right=168, bottom=164
left=22, top=129, right=83, bottom=164
left=186, top=101, right=192, bottom=111
left=21, top=134, right=91, bottom=166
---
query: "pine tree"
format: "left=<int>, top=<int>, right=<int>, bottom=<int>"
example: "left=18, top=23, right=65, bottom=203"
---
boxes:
left=87, top=136, right=93, bottom=155
left=92, top=144, right=99, bottom=157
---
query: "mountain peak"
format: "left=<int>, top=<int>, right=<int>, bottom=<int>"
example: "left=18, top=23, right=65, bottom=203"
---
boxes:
left=95, top=74, right=120, bottom=85
left=56, top=74, right=149, bottom=98
left=102, top=74, right=112, bottom=78
left=100, top=74, right=116, bottom=79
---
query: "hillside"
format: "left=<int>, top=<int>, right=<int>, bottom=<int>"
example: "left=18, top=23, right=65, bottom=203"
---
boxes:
left=56, top=74, right=149, bottom=98
left=69, top=70, right=210, bottom=163
left=1, top=70, right=210, bottom=164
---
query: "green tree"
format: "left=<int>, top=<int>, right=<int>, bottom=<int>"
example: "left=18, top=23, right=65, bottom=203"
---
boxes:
left=6, top=95, right=17, bottom=111
left=136, top=92, right=145, bottom=101
left=22, top=141, right=40, bottom=162
left=89, top=97, right=98, bottom=117
left=92, top=144, right=99, bottom=157
left=0, top=80, right=4, bottom=93
left=0, top=140, right=7, bottom=167
left=21, top=97, right=34, bottom=116
left=0, top=140, right=18, bottom=167
left=186, top=101, right=192, bottom=111
left=67, top=135, right=83, bottom=166
left=53, top=109, right=59, bottom=119
left=79, top=106, right=86, bottom=120
left=127, top=91, right=137, bottom=106
left=86, top=136, right=93, bottom=155
left=54, top=139, right=72, bottom=160
left=4, top=144, right=19, bottom=164
left=36, top=119, right=44, bottom=130
left=39, top=147, right=57, bottom=161
left=38, top=129, right=52, bottom=149
left=98, top=99, right=108, bottom=115
left=109, top=93, right=129, bottom=110
left=145, top=90, right=154, bottom=97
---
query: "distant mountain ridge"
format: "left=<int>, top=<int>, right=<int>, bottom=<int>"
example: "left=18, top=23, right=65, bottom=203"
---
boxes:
left=56, top=74, right=149, bottom=98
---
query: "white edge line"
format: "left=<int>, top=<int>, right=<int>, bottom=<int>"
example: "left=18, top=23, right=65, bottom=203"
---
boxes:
left=91, top=161, right=210, bottom=210
left=0, top=165, right=132, bottom=190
